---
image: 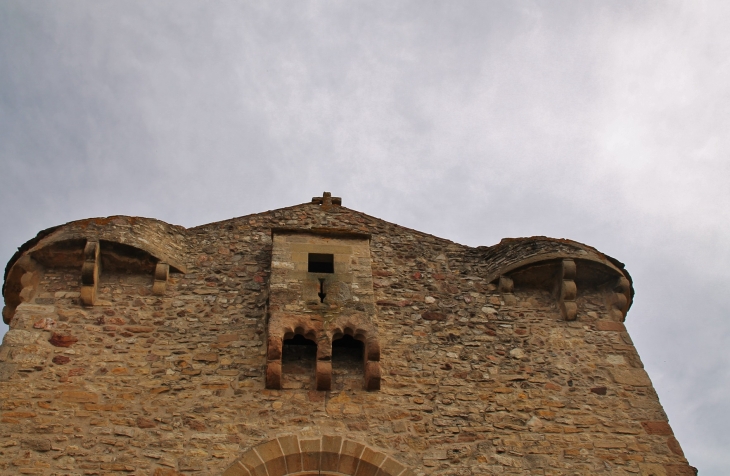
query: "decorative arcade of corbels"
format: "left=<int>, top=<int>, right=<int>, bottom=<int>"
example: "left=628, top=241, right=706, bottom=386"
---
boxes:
left=0, top=193, right=696, bottom=476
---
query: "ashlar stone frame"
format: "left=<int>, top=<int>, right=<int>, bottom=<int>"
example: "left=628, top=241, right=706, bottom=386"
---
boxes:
left=266, top=229, right=381, bottom=391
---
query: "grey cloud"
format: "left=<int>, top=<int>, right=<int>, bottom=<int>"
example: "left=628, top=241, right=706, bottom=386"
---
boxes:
left=1, top=1, right=729, bottom=472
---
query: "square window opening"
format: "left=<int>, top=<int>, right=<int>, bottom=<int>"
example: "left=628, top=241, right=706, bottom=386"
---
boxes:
left=308, top=253, right=334, bottom=273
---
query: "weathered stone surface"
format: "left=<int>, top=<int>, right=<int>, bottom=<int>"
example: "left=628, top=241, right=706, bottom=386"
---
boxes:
left=3, top=329, right=41, bottom=346
left=0, top=193, right=692, bottom=474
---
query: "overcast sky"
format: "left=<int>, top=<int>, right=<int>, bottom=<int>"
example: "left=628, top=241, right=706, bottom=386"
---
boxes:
left=1, top=1, right=728, bottom=473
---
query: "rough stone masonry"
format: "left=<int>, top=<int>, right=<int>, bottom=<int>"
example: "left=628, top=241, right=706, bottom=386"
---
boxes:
left=0, top=192, right=696, bottom=475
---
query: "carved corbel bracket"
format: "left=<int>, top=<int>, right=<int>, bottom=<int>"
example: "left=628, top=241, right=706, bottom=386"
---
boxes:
left=265, top=333, right=283, bottom=389
left=608, top=276, right=631, bottom=321
left=364, top=337, right=381, bottom=391
left=316, top=361, right=332, bottom=391
left=152, top=262, right=169, bottom=295
left=557, top=259, right=577, bottom=321
left=80, top=241, right=100, bottom=306
left=498, top=275, right=516, bottom=306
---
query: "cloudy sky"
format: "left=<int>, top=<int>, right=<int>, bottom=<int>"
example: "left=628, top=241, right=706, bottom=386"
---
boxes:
left=1, top=1, right=728, bottom=472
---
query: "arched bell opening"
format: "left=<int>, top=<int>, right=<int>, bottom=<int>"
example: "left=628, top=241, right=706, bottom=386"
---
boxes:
left=281, top=331, right=318, bottom=389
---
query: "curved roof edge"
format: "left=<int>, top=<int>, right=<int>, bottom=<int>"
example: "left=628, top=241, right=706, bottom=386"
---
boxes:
left=477, top=236, right=633, bottom=297
left=3, top=216, right=188, bottom=295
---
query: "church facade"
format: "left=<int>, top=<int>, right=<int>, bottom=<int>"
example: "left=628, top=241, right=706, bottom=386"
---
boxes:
left=0, top=193, right=695, bottom=475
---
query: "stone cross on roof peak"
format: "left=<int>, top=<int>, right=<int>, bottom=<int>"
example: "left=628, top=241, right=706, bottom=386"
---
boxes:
left=311, top=192, right=342, bottom=210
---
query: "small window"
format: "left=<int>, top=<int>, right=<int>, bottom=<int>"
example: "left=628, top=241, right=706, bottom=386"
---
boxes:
left=308, top=253, right=334, bottom=273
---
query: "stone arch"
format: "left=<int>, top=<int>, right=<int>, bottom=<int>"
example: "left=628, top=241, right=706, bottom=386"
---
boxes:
left=266, top=316, right=332, bottom=390
left=223, top=435, right=413, bottom=476
left=328, top=322, right=380, bottom=391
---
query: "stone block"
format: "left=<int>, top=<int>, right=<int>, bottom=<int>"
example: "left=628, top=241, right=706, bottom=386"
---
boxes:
left=376, top=457, right=406, bottom=476
left=355, top=446, right=387, bottom=476
left=664, top=464, right=697, bottom=476
left=667, top=436, right=684, bottom=456
left=321, top=435, right=343, bottom=471
left=278, top=435, right=302, bottom=474
left=59, top=391, right=98, bottom=403
left=255, top=439, right=287, bottom=476
left=49, top=333, right=78, bottom=347
left=596, top=321, right=626, bottom=331
left=21, top=438, right=51, bottom=452
left=300, top=438, right=321, bottom=471
left=641, top=421, right=673, bottom=435
left=193, top=352, right=218, bottom=362
left=611, top=368, right=652, bottom=386
left=639, top=463, right=667, bottom=476
left=338, top=440, right=365, bottom=475
left=238, top=448, right=268, bottom=476
left=222, top=462, right=252, bottom=476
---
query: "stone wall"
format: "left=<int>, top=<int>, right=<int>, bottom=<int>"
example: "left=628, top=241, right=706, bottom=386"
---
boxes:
left=0, top=197, right=695, bottom=475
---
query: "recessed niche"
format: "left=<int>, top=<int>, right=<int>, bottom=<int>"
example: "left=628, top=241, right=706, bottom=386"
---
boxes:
left=282, top=334, right=317, bottom=378
left=308, top=253, right=334, bottom=273
left=332, top=334, right=364, bottom=373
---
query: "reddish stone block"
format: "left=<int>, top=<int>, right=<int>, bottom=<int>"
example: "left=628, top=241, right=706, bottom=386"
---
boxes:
left=52, top=355, right=70, bottom=365
left=667, top=436, right=685, bottom=456
left=590, top=387, right=607, bottom=395
left=218, top=333, right=239, bottom=343
left=49, top=333, right=78, bottom=347
left=641, top=421, right=673, bottom=435
left=308, top=390, right=325, bottom=402
left=421, top=311, right=446, bottom=321
left=136, top=417, right=156, bottom=428
left=596, top=321, right=626, bottom=332
left=3, top=411, right=36, bottom=419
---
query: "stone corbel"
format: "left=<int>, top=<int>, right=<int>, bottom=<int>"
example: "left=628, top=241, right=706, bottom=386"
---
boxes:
left=316, top=360, right=332, bottom=391
left=316, top=337, right=332, bottom=391
left=80, top=241, right=100, bottom=306
left=557, top=259, right=577, bottom=320
left=152, top=262, right=169, bottom=295
left=608, top=276, right=631, bottom=321
left=498, top=275, right=516, bottom=306
left=265, top=334, right=283, bottom=389
left=364, top=337, right=381, bottom=391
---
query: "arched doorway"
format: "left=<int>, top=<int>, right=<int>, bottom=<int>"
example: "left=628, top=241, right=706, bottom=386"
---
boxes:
left=223, top=435, right=412, bottom=476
